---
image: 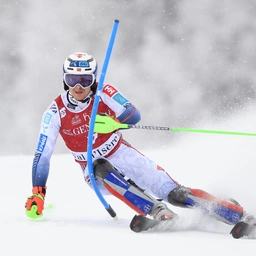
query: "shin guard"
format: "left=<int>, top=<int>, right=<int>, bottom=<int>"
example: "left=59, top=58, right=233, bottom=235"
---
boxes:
left=93, top=159, right=154, bottom=215
left=168, top=186, right=243, bottom=225
left=187, top=189, right=243, bottom=224
left=103, top=170, right=154, bottom=215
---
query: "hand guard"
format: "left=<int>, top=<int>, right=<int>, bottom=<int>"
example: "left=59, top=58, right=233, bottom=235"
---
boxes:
left=25, top=186, right=46, bottom=219
left=98, top=113, right=121, bottom=132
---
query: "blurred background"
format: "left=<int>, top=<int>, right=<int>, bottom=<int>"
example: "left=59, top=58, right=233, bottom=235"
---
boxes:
left=1, top=0, right=256, bottom=156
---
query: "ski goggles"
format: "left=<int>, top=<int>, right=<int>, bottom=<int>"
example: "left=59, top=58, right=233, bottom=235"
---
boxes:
left=64, top=73, right=95, bottom=88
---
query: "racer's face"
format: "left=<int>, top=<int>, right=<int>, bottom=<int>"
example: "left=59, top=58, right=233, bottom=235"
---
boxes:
left=69, top=84, right=91, bottom=101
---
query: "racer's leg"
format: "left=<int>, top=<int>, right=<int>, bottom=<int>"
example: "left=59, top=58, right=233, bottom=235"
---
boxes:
left=168, top=186, right=243, bottom=225
left=107, top=141, right=180, bottom=201
left=93, top=158, right=177, bottom=220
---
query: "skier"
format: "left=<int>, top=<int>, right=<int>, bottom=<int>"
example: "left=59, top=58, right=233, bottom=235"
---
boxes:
left=25, top=52, right=255, bottom=238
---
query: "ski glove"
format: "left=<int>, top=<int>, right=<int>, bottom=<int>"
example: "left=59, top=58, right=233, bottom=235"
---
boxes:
left=25, top=186, right=46, bottom=219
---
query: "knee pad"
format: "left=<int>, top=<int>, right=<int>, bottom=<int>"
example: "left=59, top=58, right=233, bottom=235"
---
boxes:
left=168, top=186, right=191, bottom=208
left=93, top=158, right=115, bottom=181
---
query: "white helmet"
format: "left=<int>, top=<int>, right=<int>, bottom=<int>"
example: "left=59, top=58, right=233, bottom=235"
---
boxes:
left=63, top=52, right=98, bottom=90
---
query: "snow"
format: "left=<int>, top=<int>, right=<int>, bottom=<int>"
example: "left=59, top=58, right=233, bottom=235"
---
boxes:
left=1, top=105, right=256, bottom=255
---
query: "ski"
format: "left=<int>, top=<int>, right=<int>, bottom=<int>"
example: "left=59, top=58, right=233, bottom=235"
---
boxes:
left=130, top=214, right=256, bottom=239
left=130, top=214, right=172, bottom=233
left=230, top=215, right=256, bottom=239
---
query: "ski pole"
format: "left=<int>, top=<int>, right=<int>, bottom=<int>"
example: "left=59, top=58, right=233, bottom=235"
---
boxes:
left=94, top=114, right=256, bottom=137
left=87, top=20, right=119, bottom=219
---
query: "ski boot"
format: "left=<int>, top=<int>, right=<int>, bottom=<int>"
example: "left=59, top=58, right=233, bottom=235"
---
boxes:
left=150, top=200, right=177, bottom=221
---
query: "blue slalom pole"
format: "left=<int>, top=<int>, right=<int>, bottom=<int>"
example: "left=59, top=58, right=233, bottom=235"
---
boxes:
left=87, top=20, right=119, bottom=218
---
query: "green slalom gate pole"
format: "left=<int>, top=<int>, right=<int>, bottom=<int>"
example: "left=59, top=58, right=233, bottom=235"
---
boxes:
left=94, top=114, right=256, bottom=137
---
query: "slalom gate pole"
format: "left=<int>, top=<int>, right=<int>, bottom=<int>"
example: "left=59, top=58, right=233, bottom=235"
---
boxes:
left=87, top=20, right=119, bottom=218
left=94, top=114, right=256, bottom=137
